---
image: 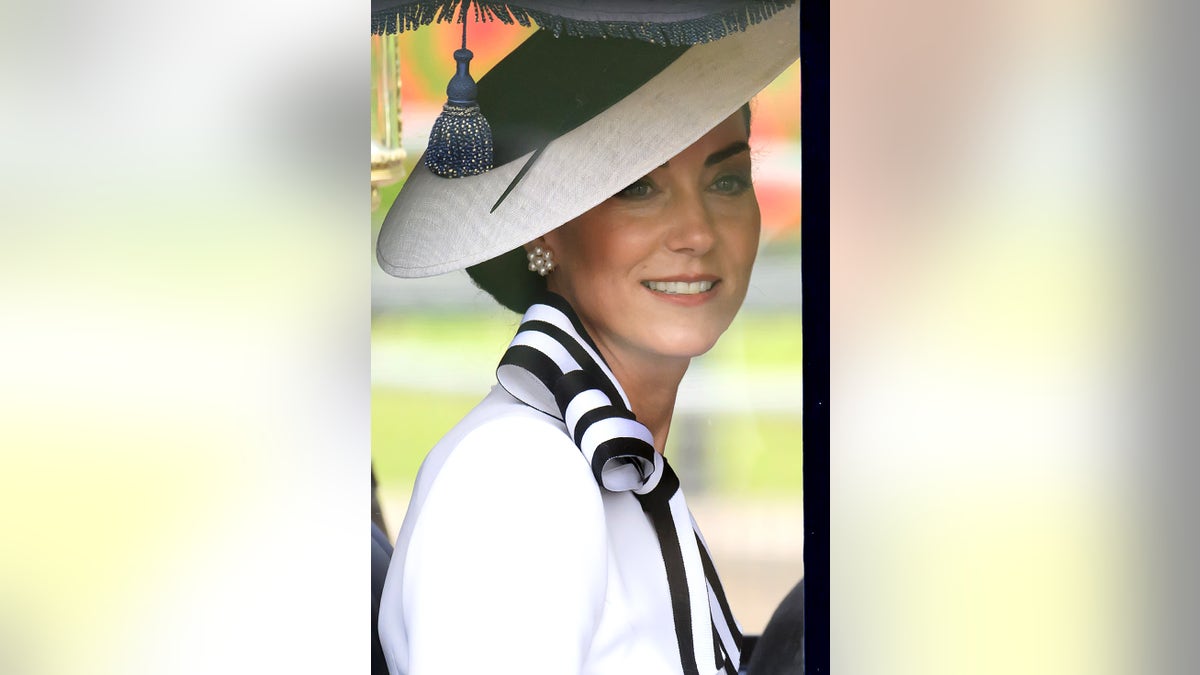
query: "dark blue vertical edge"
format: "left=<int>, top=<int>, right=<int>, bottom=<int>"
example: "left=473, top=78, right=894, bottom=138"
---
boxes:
left=801, top=0, right=830, bottom=672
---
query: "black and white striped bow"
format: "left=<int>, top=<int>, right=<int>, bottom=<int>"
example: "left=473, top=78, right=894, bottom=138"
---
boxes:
left=496, top=293, right=743, bottom=675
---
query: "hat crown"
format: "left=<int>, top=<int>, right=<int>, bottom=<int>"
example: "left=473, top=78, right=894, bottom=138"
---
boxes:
left=478, top=33, right=687, bottom=168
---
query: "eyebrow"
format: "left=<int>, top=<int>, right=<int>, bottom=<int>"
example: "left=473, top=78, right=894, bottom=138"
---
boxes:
left=705, top=141, right=751, bottom=166
left=657, top=141, right=752, bottom=170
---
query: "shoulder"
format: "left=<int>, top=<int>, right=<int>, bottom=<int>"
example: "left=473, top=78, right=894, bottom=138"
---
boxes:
left=399, top=386, right=606, bottom=562
left=389, top=389, right=612, bottom=671
left=413, top=386, right=599, bottom=507
left=419, top=388, right=604, bottom=529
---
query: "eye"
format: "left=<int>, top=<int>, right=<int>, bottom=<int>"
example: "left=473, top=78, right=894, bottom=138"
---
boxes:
left=615, top=178, right=654, bottom=200
left=710, top=173, right=752, bottom=195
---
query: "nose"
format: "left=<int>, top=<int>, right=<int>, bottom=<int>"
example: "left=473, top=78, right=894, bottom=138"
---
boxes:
left=663, top=190, right=716, bottom=256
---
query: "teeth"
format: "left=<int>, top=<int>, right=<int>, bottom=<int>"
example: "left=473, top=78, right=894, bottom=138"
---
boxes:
left=642, top=280, right=714, bottom=295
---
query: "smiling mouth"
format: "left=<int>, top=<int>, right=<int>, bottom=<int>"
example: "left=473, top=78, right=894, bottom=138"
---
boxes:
left=641, top=280, right=716, bottom=295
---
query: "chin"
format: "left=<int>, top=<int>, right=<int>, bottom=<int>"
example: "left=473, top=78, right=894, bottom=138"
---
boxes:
left=652, top=331, right=724, bottom=360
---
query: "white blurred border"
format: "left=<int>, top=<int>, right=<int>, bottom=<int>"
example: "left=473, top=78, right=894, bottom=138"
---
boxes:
left=0, top=0, right=369, bottom=673
left=831, top=1, right=1145, bottom=674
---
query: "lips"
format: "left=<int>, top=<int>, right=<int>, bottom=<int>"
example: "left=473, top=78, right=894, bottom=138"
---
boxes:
left=641, top=279, right=716, bottom=295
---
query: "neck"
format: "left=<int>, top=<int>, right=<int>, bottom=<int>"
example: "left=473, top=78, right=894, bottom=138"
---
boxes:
left=600, top=349, right=690, bottom=455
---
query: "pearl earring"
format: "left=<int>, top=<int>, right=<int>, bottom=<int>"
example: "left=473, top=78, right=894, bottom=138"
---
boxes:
left=527, top=246, right=555, bottom=276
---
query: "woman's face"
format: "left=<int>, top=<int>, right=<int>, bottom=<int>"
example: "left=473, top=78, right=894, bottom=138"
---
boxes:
left=538, top=113, right=761, bottom=366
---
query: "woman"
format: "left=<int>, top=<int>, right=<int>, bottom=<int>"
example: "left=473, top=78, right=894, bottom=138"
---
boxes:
left=376, top=6, right=799, bottom=674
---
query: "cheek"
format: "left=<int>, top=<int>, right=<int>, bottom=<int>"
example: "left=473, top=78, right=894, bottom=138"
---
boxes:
left=742, top=217, right=762, bottom=252
left=744, top=202, right=763, bottom=251
left=542, top=220, right=625, bottom=303
left=565, top=222, right=653, bottom=278
left=724, top=210, right=762, bottom=266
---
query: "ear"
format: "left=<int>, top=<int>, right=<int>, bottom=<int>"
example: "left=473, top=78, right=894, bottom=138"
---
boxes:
left=523, top=236, right=551, bottom=254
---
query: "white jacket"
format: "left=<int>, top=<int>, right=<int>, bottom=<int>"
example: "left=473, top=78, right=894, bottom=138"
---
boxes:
left=378, top=384, right=704, bottom=675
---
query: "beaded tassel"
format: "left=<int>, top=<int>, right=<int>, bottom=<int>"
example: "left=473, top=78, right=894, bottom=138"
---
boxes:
left=424, top=5, right=494, bottom=178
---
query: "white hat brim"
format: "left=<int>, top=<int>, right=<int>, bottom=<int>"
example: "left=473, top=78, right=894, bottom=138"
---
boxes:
left=377, top=3, right=799, bottom=278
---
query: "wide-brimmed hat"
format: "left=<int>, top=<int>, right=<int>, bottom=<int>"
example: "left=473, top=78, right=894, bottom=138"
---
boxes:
left=376, top=3, right=799, bottom=283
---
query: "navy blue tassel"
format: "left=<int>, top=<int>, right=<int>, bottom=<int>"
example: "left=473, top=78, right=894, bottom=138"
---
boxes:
left=424, top=16, right=495, bottom=178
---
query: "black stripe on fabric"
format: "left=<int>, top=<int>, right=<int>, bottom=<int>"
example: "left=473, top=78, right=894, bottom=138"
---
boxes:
left=632, top=460, right=695, bottom=673
left=637, top=498, right=700, bottom=675
left=696, top=531, right=743, bottom=649
left=715, top=626, right=738, bottom=675
left=514, top=317, right=590, bottom=380
left=519, top=318, right=625, bottom=410
left=537, top=294, right=609, bottom=368
left=552, top=370, right=622, bottom=427
left=712, top=623, right=725, bottom=672
left=590, top=436, right=656, bottom=485
left=498, top=344, right=564, bottom=397
left=641, top=459, right=680, bottom=507
left=573, top=404, right=636, bottom=448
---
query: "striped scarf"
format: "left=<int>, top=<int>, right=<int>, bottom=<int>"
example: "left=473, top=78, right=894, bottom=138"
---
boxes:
left=495, top=292, right=743, bottom=675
